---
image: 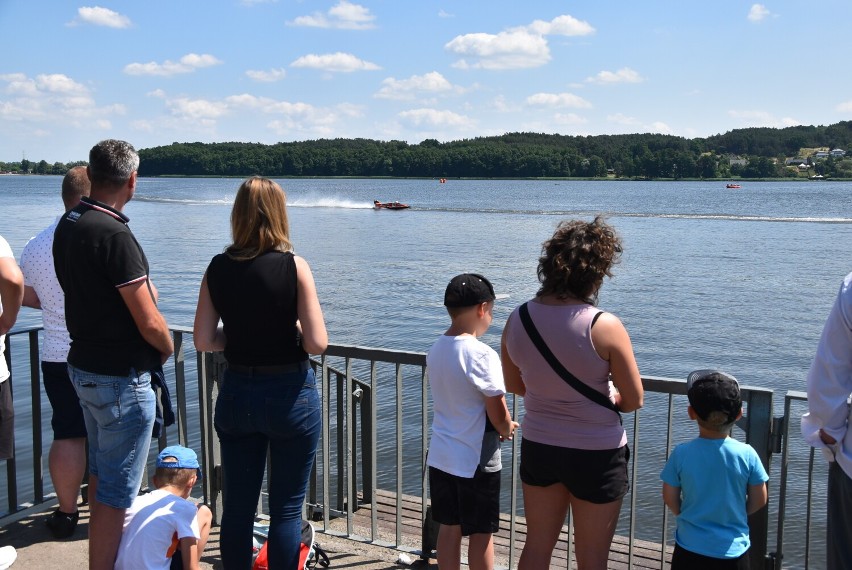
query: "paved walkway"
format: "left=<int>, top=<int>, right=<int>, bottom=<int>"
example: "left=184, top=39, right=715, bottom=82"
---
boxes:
left=0, top=503, right=438, bottom=569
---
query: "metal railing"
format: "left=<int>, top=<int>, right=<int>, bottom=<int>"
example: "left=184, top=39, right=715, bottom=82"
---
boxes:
left=1, top=326, right=825, bottom=568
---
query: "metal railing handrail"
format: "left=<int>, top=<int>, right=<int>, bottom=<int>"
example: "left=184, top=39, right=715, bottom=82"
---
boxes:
left=2, top=325, right=822, bottom=568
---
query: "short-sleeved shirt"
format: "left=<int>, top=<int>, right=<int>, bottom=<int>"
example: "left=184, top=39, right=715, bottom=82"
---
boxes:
left=205, top=250, right=307, bottom=365
left=660, top=436, right=769, bottom=559
left=0, top=235, right=13, bottom=383
left=20, top=217, right=69, bottom=362
left=53, top=197, right=161, bottom=375
left=114, top=488, right=201, bottom=570
left=426, top=334, right=506, bottom=478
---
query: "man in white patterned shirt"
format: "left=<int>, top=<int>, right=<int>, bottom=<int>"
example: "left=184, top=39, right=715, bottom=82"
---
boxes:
left=20, top=166, right=90, bottom=539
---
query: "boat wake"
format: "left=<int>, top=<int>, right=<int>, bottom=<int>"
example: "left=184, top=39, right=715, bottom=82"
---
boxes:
left=133, top=195, right=233, bottom=206
left=288, top=197, right=373, bottom=209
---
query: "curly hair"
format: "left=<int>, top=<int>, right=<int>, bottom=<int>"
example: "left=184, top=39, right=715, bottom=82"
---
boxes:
left=536, top=216, right=622, bottom=304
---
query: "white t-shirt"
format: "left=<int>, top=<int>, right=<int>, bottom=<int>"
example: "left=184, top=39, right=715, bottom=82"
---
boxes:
left=0, top=235, right=14, bottom=383
left=20, top=218, right=69, bottom=362
left=114, top=489, right=201, bottom=570
left=426, top=334, right=506, bottom=478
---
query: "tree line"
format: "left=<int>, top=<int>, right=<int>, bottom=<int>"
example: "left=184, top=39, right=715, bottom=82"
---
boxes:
left=4, top=121, right=852, bottom=179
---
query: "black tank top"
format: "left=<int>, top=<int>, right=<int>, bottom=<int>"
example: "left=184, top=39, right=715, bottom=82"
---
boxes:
left=206, top=250, right=307, bottom=365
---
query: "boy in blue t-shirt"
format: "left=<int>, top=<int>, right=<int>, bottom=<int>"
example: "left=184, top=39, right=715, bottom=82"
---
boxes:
left=661, top=370, right=769, bottom=569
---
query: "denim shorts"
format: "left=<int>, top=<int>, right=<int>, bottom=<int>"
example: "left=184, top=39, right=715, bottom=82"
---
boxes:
left=69, top=364, right=156, bottom=509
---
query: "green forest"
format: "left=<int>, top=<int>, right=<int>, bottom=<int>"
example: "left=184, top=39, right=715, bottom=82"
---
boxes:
left=4, top=121, right=852, bottom=179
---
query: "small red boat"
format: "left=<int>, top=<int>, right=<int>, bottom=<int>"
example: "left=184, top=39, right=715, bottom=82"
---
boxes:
left=373, top=200, right=410, bottom=210
left=726, top=183, right=741, bottom=189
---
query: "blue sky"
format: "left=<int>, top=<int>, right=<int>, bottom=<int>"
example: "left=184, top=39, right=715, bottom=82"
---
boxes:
left=2, top=1, right=851, bottom=163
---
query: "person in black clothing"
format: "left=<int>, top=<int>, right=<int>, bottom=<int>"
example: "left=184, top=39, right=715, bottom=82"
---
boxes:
left=193, top=176, right=328, bottom=569
left=53, top=139, right=174, bottom=570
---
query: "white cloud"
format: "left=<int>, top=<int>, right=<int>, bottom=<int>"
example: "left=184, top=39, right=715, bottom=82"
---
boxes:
left=526, top=15, right=595, bottom=36
left=289, top=1, right=375, bottom=30
left=290, top=52, right=380, bottom=72
left=727, top=109, right=800, bottom=129
left=526, top=92, right=592, bottom=109
left=647, top=121, right=672, bottom=134
left=553, top=113, right=588, bottom=125
left=445, top=14, right=593, bottom=71
left=246, top=68, right=287, bottom=82
left=607, top=113, right=640, bottom=125
left=0, top=72, right=120, bottom=126
left=446, top=30, right=550, bottom=70
left=166, top=97, right=229, bottom=120
left=586, top=67, right=644, bottom=84
left=375, top=72, right=455, bottom=100
left=124, top=53, right=222, bottom=76
left=836, top=101, right=852, bottom=113
left=398, top=108, right=475, bottom=129
left=70, top=6, right=132, bottom=28
left=438, top=10, right=454, bottom=19
left=147, top=89, right=167, bottom=99
left=748, top=4, right=771, bottom=22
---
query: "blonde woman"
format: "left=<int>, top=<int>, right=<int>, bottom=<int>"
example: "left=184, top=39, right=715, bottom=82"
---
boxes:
left=194, top=177, right=327, bottom=569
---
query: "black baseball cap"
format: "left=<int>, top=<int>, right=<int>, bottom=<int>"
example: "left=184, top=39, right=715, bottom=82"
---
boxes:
left=686, top=369, right=742, bottom=423
left=443, top=273, right=496, bottom=307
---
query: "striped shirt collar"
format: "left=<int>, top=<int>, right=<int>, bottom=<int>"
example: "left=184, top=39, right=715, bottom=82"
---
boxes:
left=79, top=196, right=130, bottom=224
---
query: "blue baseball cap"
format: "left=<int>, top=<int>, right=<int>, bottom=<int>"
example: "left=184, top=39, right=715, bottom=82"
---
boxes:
left=157, top=445, right=202, bottom=479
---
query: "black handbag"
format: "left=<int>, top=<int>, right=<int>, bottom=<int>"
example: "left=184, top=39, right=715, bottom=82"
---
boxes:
left=518, top=302, right=621, bottom=418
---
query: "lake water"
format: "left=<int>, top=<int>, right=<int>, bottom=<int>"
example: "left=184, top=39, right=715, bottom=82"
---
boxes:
left=2, top=175, right=850, bottom=564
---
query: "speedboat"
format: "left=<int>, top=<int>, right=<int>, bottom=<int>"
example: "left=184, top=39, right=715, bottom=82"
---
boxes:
left=726, top=183, right=741, bottom=189
left=373, top=200, right=410, bottom=210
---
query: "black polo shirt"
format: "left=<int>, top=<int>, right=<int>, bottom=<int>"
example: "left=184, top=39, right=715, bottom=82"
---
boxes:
left=53, top=197, right=161, bottom=375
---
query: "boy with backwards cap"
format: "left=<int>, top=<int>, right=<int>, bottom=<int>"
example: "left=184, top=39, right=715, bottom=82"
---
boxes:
left=114, top=446, right=212, bottom=570
left=660, top=370, right=769, bottom=569
left=426, top=273, right=518, bottom=570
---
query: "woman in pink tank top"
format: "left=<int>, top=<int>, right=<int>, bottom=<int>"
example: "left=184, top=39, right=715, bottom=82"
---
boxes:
left=501, top=216, right=644, bottom=570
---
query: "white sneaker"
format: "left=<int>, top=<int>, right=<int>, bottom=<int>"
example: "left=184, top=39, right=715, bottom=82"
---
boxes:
left=0, top=546, right=16, bottom=569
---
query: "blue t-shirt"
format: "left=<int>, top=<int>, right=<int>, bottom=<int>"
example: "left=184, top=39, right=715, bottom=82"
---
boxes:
left=660, top=437, right=769, bottom=559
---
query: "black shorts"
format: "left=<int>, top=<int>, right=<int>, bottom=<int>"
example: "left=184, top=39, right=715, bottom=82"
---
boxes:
left=519, top=437, right=629, bottom=504
left=672, top=544, right=750, bottom=570
left=43, top=361, right=86, bottom=440
left=428, top=466, right=501, bottom=536
left=0, top=378, right=13, bottom=460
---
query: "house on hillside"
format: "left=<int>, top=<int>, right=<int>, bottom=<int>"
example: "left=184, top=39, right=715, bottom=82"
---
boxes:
left=830, top=148, right=846, bottom=157
left=727, top=154, right=747, bottom=167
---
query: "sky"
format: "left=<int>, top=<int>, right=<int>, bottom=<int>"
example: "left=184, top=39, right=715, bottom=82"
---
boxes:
left=2, top=0, right=852, bottom=163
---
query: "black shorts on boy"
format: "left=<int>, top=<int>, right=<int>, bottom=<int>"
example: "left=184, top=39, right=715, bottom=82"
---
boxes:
left=672, top=543, right=750, bottom=570
left=428, top=466, right=500, bottom=536
left=520, top=438, right=629, bottom=504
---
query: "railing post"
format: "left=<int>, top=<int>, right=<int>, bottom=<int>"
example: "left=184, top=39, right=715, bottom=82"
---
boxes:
left=744, top=387, right=774, bottom=569
left=199, top=350, right=224, bottom=524
left=3, top=335, right=17, bottom=514
left=28, top=330, right=43, bottom=504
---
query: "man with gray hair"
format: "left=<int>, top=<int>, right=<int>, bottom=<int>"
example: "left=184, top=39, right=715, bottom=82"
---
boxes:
left=53, top=140, right=174, bottom=570
left=21, top=166, right=91, bottom=539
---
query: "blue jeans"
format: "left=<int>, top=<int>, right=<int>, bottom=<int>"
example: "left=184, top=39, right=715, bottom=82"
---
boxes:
left=68, top=364, right=156, bottom=509
left=215, top=366, right=321, bottom=570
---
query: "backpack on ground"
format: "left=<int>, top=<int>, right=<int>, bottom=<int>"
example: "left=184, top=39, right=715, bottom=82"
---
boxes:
left=252, top=519, right=330, bottom=570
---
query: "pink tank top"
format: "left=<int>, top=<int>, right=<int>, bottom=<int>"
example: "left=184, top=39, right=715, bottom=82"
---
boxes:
left=505, top=300, right=626, bottom=450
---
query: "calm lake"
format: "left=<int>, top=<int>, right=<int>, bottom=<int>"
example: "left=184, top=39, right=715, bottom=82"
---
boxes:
left=2, top=175, right=850, bottom=565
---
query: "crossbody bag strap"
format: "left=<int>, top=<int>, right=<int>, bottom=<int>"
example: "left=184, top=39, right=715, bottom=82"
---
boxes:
left=518, top=302, right=620, bottom=416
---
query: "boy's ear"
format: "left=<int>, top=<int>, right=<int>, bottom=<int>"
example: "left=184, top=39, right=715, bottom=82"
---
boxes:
left=735, top=408, right=743, bottom=421
left=686, top=405, right=697, bottom=420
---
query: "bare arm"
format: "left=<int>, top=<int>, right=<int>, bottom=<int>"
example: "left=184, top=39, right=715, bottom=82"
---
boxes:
left=118, top=279, right=174, bottom=362
left=501, top=323, right=526, bottom=396
left=192, top=273, right=226, bottom=353
left=591, top=313, right=644, bottom=413
left=485, top=395, right=519, bottom=440
left=0, top=256, right=24, bottom=335
left=22, top=285, right=41, bottom=310
left=662, top=482, right=681, bottom=515
left=746, top=482, right=768, bottom=515
left=294, top=256, right=328, bottom=355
